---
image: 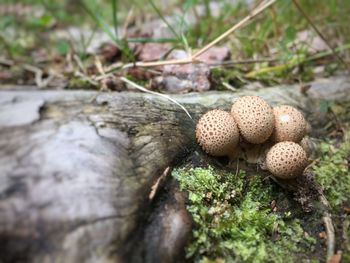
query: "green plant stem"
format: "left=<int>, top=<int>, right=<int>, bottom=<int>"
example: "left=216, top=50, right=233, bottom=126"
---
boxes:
left=0, top=33, right=13, bottom=59
left=246, top=43, right=350, bottom=77
left=111, top=0, right=119, bottom=40
left=126, top=37, right=178, bottom=43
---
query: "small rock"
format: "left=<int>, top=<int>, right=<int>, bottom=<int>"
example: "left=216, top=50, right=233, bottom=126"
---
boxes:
left=154, top=49, right=211, bottom=93
left=138, top=43, right=172, bottom=61
left=197, top=46, right=231, bottom=64
left=155, top=63, right=211, bottom=93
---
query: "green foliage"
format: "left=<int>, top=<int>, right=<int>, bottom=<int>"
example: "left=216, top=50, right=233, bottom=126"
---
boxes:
left=173, top=167, right=316, bottom=263
left=82, top=0, right=134, bottom=60
left=184, top=0, right=243, bottom=47
left=2, top=0, right=350, bottom=85
left=56, top=40, right=70, bottom=55
left=311, top=131, right=350, bottom=209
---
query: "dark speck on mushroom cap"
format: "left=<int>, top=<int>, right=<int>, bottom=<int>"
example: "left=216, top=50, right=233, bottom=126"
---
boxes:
left=231, top=96, right=274, bottom=144
left=196, top=109, right=239, bottom=156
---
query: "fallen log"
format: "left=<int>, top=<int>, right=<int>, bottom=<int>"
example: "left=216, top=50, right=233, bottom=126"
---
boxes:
left=0, top=76, right=349, bottom=262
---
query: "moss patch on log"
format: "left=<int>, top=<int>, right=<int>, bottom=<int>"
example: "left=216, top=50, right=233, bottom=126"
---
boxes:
left=311, top=130, right=350, bottom=210
left=172, top=167, right=316, bottom=263
left=310, top=129, right=350, bottom=261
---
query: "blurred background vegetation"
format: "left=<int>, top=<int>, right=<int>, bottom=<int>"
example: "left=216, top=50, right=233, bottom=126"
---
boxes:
left=0, top=0, right=349, bottom=87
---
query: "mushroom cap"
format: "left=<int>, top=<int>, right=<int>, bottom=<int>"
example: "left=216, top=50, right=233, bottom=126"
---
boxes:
left=196, top=109, right=239, bottom=156
left=272, top=105, right=306, bottom=142
left=266, top=141, right=308, bottom=179
left=231, top=96, right=274, bottom=144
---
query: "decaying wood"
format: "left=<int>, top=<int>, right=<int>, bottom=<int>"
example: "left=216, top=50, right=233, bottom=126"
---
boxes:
left=0, top=76, right=350, bottom=263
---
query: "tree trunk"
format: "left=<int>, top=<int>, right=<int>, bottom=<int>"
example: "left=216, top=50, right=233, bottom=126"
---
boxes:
left=0, top=76, right=349, bottom=263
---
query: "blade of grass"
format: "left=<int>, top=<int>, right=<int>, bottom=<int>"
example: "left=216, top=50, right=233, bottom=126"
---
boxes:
left=103, top=0, right=276, bottom=69
left=82, top=0, right=136, bottom=61
left=148, top=0, right=182, bottom=42
left=0, top=33, right=14, bottom=59
left=126, top=37, right=178, bottom=43
left=292, top=0, right=350, bottom=71
left=120, top=77, right=193, bottom=120
left=81, top=26, right=98, bottom=57
left=204, top=0, right=211, bottom=17
left=111, top=0, right=119, bottom=39
left=82, top=1, right=118, bottom=43
left=192, top=0, right=277, bottom=59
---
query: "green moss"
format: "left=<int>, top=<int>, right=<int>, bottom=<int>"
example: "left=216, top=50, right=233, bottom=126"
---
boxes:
left=67, top=77, right=97, bottom=90
left=173, top=167, right=316, bottom=263
left=311, top=131, right=350, bottom=210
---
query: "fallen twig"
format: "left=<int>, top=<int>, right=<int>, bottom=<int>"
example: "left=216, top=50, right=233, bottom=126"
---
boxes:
left=192, top=0, right=277, bottom=59
left=114, top=0, right=277, bottom=69
left=149, top=167, right=170, bottom=200
left=73, top=54, right=87, bottom=75
left=324, top=214, right=336, bottom=261
left=0, top=57, right=14, bottom=67
left=208, top=57, right=279, bottom=67
left=319, top=194, right=336, bottom=261
left=75, top=71, right=98, bottom=86
left=222, top=82, right=237, bottom=91
left=23, top=64, right=44, bottom=88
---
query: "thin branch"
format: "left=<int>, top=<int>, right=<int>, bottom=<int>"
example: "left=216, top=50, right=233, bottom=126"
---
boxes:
left=73, top=54, right=87, bottom=75
left=323, top=214, right=335, bottom=260
left=0, top=57, right=14, bottom=67
left=319, top=195, right=336, bottom=261
left=121, top=57, right=193, bottom=69
left=191, top=0, right=277, bottom=59
left=292, top=0, right=350, bottom=71
left=120, top=77, right=193, bottom=120
left=23, top=64, right=44, bottom=88
left=208, top=57, right=279, bottom=67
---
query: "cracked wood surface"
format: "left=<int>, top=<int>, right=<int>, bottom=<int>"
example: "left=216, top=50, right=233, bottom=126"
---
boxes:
left=0, top=76, right=349, bottom=262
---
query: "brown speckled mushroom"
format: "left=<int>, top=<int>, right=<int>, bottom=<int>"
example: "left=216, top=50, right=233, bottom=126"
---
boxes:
left=266, top=141, right=308, bottom=179
left=272, top=105, right=306, bottom=143
left=196, top=109, right=239, bottom=157
left=231, top=96, right=274, bottom=144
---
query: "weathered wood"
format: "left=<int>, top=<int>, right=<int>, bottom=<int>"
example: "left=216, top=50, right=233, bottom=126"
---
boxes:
left=0, top=76, right=349, bottom=262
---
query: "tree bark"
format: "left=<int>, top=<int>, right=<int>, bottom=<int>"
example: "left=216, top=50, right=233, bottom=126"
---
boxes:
left=0, top=76, right=349, bottom=262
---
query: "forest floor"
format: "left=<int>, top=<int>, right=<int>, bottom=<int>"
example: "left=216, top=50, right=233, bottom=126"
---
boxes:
left=1, top=1, right=350, bottom=262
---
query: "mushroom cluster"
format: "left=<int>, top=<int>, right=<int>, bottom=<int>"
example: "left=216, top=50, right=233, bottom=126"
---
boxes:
left=196, top=96, right=309, bottom=179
